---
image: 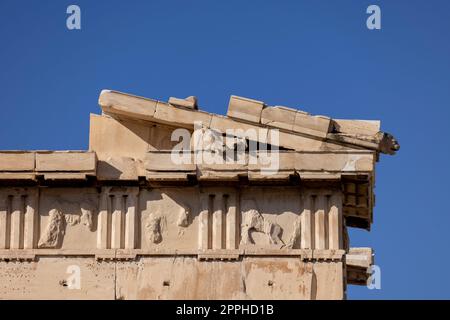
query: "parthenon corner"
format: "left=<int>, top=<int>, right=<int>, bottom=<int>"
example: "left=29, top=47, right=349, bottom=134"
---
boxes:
left=0, top=90, right=399, bottom=299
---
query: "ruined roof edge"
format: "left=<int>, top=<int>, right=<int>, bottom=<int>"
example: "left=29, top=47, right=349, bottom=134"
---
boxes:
left=98, top=89, right=400, bottom=155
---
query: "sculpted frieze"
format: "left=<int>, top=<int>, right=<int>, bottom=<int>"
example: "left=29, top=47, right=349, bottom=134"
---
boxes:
left=38, top=199, right=97, bottom=249
left=240, top=199, right=284, bottom=247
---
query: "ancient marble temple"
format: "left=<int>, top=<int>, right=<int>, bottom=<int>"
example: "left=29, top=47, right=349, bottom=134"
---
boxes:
left=0, top=90, right=399, bottom=299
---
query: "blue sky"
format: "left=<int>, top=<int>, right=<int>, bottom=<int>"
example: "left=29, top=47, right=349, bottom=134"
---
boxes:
left=1, top=0, right=449, bottom=299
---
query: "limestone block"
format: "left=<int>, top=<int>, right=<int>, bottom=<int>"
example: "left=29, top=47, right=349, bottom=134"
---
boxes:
left=111, top=195, right=125, bottom=249
left=242, top=257, right=314, bottom=299
left=240, top=188, right=302, bottom=248
left=0, top=257, right=116, bottom=299
left=168, top=96, right=198, bottom=109
left=260, top=106, right=297, bottom=130
left=346, top=247, right=373, bottom=268
left=198, top=194, right=209, bottom=250
left=0, top=173, right=36, bottom=180
left=0, top=152, right=35, bottom=171
left=212, top=196, right=224, bottom=250
left=225, top=193, right=238, bottom=250
left=145, top=172, right=191, bottom=182
left=144, top=151, right=195, bottom=171
left=9, top=195, right=22, bottom=249
left=293, top=112, right=331, bottom=138
left=113, top=256, right=346, bottom=300
left=97, top=191, right=109, bottom=249
left=115, top=257, right=244, bottom=299
left=36, top=152, right=96, bottom=172
left=0, top=201, right=6, bottom=249
left=300, top=195, right=312, bottom=249
left=312, top=249, right=346, bottom=260
left=328, top=193, right=343, bottom=250
left=294, top=152, right=374, bottom=172
left=23, top=191, right=38, bottom=249
left=247, top=172, right=292, bottom=181
left=327, top=133, right=380, bottom=151
left=333, top=119, right=380, bottom=136
left=314, top=195, right=327, bottom=250
left=154, top=101, right=211, bottom=128
left=99, top=90, right=157, bottom=121
left=38, top=188, right=98, bottom=250
left=0, top=188, right=38, bottom=250
left=89, top=114, right=151, bottom=160
left=227, top=95, right=265, bottom=123
left=97, top=157, right=142, bottom=181
left=313, top=261, right=344, bottom=300
left=270, top=130, right=324, bottom=151
left=248, top=151, right=295, bottom=172
left=139, top=188, right=200, bottom=251
left=210, top=115, right=268, bottom=141
left=299, top=172, right=341, bottom=180
left=197, top=151, right=248, bottom=172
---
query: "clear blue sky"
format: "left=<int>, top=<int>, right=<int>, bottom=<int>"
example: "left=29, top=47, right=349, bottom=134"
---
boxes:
left=1, top=0, right=449, bottom=299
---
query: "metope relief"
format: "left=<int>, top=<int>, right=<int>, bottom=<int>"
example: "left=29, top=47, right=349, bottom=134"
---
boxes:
left=140, top=189, right=198, bottom=249
left=240, top=199, right=284, bottom=248
left=145, top=213, right=165, bottom=244
left=38, top=199, right=97, bottom=249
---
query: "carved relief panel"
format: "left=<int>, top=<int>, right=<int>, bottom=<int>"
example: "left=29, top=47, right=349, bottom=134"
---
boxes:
left=239, top=187, right=300, bottom=249
left=238, top=187, right=344, bottom=251
left=139, top=187, right=199, bottom=251
left=38, top=188, right=98, bottom=249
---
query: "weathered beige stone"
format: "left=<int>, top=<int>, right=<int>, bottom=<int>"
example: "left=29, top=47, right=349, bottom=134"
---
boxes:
left=270, top=130, right=324, bottom=151
left=36, top=152, right=96, bottom=172
left=333, top=119, right=380, bottom=136
left=0, top=152, right=35, bottom=171
left=99, top=90, right=157, bottom=121
left=295, top=152, right=374, bottom=172
left=293, top=112, right=331, bottom=138
left=260, top=106, right=296, bottom=130
left=346, top=247, right=374, bottom=286
left=227, top=95, right=265, bottom=123
left=144, top=151, right=196, bottom=171
left=0, top=89, right=398, bottom=300
left=97, top=157, right=142, bottom=181
left=154, top=101, right=212, bottom=128
left=346, top=247, right=373, bottom=268
left=89, top=114, right=151, bottom=160
left=168, top=96, right=198, bottom=109
left=314, top=195, right=327, bottom=250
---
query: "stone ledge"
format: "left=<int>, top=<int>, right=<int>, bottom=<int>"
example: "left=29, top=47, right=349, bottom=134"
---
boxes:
left=0, top=151, right=97, bottom=176
left=0, top=248, right=346, bottom=262
left=346, top=247, right=374, bottom=286
left=97, top=89, right=399, bottom=154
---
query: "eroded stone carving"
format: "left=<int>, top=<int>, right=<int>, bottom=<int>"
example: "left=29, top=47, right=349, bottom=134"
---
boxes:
left=146, top=214, right=165, bottom=244
left=240, top=200, right=284, bottom=246
left=286, top=218, right=301, bottom=249
left=38, top=200, right=97, bottom=248
left=38, top=208, right=65, bottom=248
left=176, top=204, right=191, bottom=227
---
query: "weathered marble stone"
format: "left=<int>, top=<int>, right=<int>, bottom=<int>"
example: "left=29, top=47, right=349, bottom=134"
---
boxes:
left=0, top=89, right=399, bottom=299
